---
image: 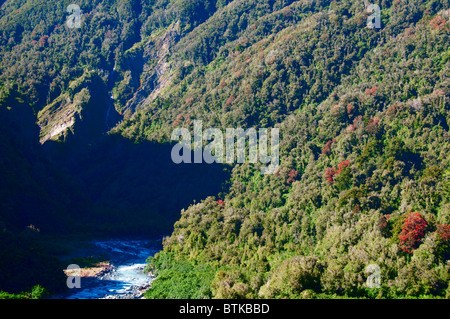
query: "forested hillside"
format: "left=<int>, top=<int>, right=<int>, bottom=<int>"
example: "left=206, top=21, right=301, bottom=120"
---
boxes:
left=0, top=0, right=449, bottom=298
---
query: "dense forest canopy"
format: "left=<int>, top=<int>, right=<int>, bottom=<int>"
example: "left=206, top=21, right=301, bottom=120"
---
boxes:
left=0, top=0, right=449, bottom=298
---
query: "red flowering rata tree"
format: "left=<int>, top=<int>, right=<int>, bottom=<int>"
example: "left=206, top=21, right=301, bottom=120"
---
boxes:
left=399, top=212, right=428, bottom=254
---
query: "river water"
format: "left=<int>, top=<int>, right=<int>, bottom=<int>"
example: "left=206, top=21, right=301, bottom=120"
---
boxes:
left=63, top=239, right=161, bottom=299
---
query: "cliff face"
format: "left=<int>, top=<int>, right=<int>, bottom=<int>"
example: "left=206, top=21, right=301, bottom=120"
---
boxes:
left=123, top=21, right=181, bottom=114
left=38, top=95, right=77, bottom=144
left=36, top=71, right=109, bottom=143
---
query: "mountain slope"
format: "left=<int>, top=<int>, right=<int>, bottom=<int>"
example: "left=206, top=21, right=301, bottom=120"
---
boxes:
left=140, top=0, right=450, bottom=299
left=0, top=0, right=449, bottom=298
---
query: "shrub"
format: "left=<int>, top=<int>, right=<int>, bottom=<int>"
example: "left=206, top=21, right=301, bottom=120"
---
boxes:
left=258, top=256, right=324, bottom=298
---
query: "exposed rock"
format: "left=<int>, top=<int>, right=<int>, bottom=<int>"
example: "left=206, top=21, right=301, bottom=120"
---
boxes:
left=124, top=21, right=180, bottom=114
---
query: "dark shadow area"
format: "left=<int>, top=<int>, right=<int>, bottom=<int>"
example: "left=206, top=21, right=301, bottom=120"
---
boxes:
left=0, top=83, right=231, bottom=238
left=43, top=133, right=231, bottom=237
left=0, top=88, right=87, bottom=235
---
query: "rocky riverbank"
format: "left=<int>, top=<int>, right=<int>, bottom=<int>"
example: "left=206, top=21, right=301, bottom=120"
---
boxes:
left=58, top=239, right=161, bottom=299
left=97, top=264, right=154, bottom=299
left=64, top=261, right=114, bottom=278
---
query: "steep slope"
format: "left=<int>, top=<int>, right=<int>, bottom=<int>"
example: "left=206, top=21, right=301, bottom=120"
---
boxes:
left=0, top=0, right=449, bottom=298
left=140, top=1, right=450, bottom=299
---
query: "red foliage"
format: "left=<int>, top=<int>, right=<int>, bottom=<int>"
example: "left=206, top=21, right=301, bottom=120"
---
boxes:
left=287, top=169, right=298, bottom=183
left=365, top=86, right=378, bottom=96
left=322, top=140, right=333, bottom=155
left=346, top=103, right=354, bottom=114
left=429, top=16, right=446, bottom=30
left=325, top=167, right=337, bottom=183
left=39, top=35, right=49, bottom=46
left=436, top=225, right=450, bottom=242
left=346, top=124, right=355, bottom=132
left=399, top=212, right=428, bottom=254
left=377, top=214, right=389, bottom=235
left=337, top=160, right=350, bottom=174
left=324, top=160, right=350, bottom=183
left=366, top=117, right=380, bottom=134
left=368, top=117, right=380, bottom=126
left=216, top=200, right=225, bottom=206
left=432, top=89, right=446, bottom=96
left=225, top=95, right=235, bottom=106
left=379, top=216, right=388, bottom=227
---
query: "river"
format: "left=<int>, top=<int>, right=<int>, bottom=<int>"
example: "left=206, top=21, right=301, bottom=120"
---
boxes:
left=62, top=239, right=161, bottom=299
